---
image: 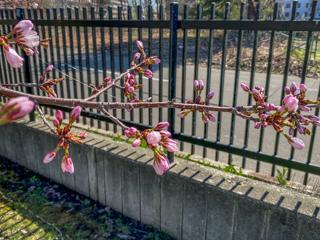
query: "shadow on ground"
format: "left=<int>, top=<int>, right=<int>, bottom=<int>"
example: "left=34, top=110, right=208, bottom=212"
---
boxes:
left=0, top=156, right=173, bottom=240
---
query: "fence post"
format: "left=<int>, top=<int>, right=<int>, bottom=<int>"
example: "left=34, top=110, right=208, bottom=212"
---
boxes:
left=15, top=8, right=35, bottom=122
left=168, top=2, right=178, bottom=163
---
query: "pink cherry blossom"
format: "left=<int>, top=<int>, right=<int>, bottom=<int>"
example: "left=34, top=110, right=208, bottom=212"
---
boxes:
left=154, top=121, right=169, bottom=131
left=53, top=118, right=60, bottom=127
left=124, top=127, right=138, bottom=138
left=160, top=130, right=171, bottom=138
left=61, top=156, right=74, bottom=174
left=43, top=151, right=56, bottom=164
left=288, top=137, right=305, bottom=150
left=146, top=131, right=161, bottom=146
left=0, top=97, right=34, bottom=124
left=240, top=83, right=250, bottom=92
left=13, top=20, right=33, bottom=33
left=3, top=46, right=24, bottom=68
left=143, top=69, right=153, bottom=78
left=132, top=138, right=141, bottom=147
left=17, top=29, right=40, bottom=48
left=70, top=106, right=81, bottom=121
left=162, top=138, right=178, bottom=152
left=136, top=40, right=144, bottom=50
left=283, top=95, right=299, bottom=112
left=55, top=110, right=63, bottom=122
left=206, top=91, right=215, bottom=100
left=153, top=152, right=170, bottom=176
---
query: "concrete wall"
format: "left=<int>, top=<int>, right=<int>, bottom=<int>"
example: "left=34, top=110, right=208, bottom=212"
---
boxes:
left=1, top=121, right=320, bottom=240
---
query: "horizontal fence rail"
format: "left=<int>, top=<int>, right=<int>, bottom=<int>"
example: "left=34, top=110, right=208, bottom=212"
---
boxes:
left=1, top=2, right=320, bottom=186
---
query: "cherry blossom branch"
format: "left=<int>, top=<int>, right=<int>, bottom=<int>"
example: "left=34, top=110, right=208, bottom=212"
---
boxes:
left=100, top=107, right=128, bottom=129
left=1, top=86, right=319, bottom=113
left=84, top=61, right=147, bottom=101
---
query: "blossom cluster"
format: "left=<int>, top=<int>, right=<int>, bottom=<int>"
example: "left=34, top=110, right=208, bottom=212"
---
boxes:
left=178, top=80, right=216, bottom=123
left=123, top=41, right=160, bottom=103
left=240, top=82, right=320, bottom=150
left=0, top=96, right=34, bottom=125
left=124, top=122, right=178, bottom=175
left=0, top=20, right=40, bottom=68
left=43, top=106, right=87, bottom=173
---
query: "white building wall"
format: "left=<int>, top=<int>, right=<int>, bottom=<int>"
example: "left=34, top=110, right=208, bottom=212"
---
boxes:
left=276, top=0, right=320, bottom=19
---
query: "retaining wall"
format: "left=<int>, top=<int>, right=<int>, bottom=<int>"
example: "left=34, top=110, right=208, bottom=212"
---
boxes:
left=1, top=121, right=320, bottom=240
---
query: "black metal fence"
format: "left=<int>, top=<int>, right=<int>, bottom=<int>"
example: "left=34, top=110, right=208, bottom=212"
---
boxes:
left=1, top=2, right=320, bottom=186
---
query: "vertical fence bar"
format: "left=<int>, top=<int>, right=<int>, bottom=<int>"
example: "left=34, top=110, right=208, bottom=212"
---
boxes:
left=16, top=8, right=35, bottom=121
left=83, top=8, right=94, bottom=127
left=242, top=2, right=260, bottom=167
left=137, top=5, right=143, bottom=124
left=99, top=7, right=108, bottom=130
left=53, top=8, right=65, bottom=102
left=256, top=3, right=278, bottom=172
left=168, top=3, right=178, bottom=162
left=75, top=7, right=87, bottom=125
left=191, top=4, right=202, bottom=155
left=60, top=8, right=71, bottom=99
left=118, top=6, right=125, bottom=125
left=272, top=1, right=297, bottom=176
left=45, top=8, right=56, bottom=116
left=228, top=2, right=244, bottom=164
left=180, top=5, right=188, bottom=151
left=127, top=6, right=134, bottom=122
left=108, top=6, right=117, bottom=132
left=0, top=10, right=10, bottom=94
left=158, top=4, right=164, bottom=122
left=203, top=3, right=216, bottom=158
left=90, top=7, right=100, bottom=129
left=67, top=8, right=78, bottom=100
left=4, top=10, right=14, bottom=89
left=216, top=2, right=230, bottom=161
left=147, top=5, right=153, bottom=126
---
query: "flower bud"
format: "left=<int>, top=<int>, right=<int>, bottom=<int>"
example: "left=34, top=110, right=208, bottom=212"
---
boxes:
left=53, top=118, right=60, bottom=127
left=206, top=91, right=215, bottom=101
left=124, top=127, right=138, bottom=138
left=146, top=131, right=161, bottom=146
left=240, top=83, right=250, bottom=92
left=154, top=121, right=169, bottom=131
left=132, top=138, right=141, bottom=147
left=283, top=95, right=299, bottom=112
left=55, top=110, right=63, bottom=122
left=143, top=69, right=153, bottom=78
left=61, top=156, right=74, bottom=174
left=43, top=151, right=57, bottom=164
left=70, top=106, right=81, bottom=121
left=288, top=137, right=305, bottom=150
left=136, top=40, right=144, bottom=51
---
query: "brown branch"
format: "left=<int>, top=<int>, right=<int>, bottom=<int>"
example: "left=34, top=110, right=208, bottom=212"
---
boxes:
left=84, top=61, right=147, bottom=101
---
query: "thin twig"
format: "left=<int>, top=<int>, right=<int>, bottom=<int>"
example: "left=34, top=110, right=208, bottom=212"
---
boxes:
left=100, top=107, right=128, bottom=129
left=35, top=105, right=56, bottom=135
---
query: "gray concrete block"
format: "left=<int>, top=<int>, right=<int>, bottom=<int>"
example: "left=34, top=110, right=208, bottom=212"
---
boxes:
left=140, top=163, right=161, bottom=229
left=206, top=188, right=235, bottom=240
left=73, top=143, right=90, bottom=197
left=104, top=151, right=123, bottom=213
left=233, top=198, right=268, bottom=240
left=161, top=172, right=184, bottom=239
left=266, top=209, right=299, bottom=240
left=182, top=180, right=206, bottom=240
left=95, top=148, right=106, bottom=204
left=87, top=145, right=98, bottom=201
left=122, top=158, right=141, bottom=221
